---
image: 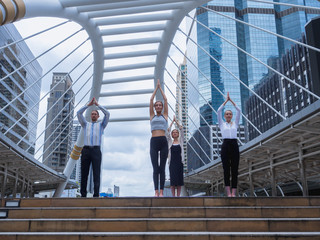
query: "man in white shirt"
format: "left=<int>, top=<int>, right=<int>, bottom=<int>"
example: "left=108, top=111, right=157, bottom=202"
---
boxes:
left=77, top=97, right=110, bottom=197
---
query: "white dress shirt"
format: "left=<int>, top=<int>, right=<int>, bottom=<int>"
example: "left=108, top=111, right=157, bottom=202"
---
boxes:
left=77, top=105, right=110, bottom=146
left=217, top=104, right=241, bottom=139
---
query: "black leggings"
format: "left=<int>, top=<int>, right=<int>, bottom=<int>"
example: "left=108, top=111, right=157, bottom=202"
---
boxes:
left=221, top=139, right=239, bottom=188
left=150, top=136, right=168, bottom=190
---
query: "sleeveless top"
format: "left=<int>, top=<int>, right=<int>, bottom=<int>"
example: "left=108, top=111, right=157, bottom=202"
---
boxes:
left=150, top=115, right=168, bottom=132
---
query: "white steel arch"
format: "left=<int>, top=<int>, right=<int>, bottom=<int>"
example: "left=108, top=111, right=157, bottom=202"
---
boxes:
left=0, top=0, right=210, bottom=106
left=0, top=0, right=319, bottom=198
left=0, top=0, right=212, bottom=196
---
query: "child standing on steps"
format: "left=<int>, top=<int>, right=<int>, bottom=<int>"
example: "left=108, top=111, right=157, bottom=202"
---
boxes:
left=167, top=115, right=185, bottom=197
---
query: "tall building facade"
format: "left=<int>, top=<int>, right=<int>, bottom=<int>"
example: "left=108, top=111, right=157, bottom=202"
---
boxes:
left=175, top=57, right=188, bottom=172
left=275, top=0, right=320, bottom=54
left=186, top=1, right=320, bottom=170
left=0, top=24, right=42, bottom=154
left=188, top=0, right=320, bottom=128
left=246, top=33, right=317, bottom=140
left=43, top=73, right=74, bottom=173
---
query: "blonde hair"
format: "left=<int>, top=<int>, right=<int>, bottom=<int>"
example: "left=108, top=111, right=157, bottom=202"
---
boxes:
left=171, top=129, right=179, bottom=137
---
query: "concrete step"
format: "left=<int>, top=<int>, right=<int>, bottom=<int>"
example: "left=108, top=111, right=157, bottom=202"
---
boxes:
left=1, top=197, right=319, bottom=239
left=4, top=206, right=320, bottom=219
left=0, top=232, right=320, bottom=240
left=0, top=218, right=319, bottom=232
left=4, top=197, right=320, bottom=208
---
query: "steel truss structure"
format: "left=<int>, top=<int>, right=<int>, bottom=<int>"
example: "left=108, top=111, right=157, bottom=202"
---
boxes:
left=0, top=0, right=319, bottom=197
left=185, top=100, right=320, bottom=196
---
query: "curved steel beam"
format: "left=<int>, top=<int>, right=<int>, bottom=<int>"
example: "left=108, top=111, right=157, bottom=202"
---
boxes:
left=23, top=0, right=103, bottom=102
left=154, top=0, right=210, bottom=100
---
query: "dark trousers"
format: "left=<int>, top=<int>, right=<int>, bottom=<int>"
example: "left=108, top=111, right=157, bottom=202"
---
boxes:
left=80, top=146, right=102, bottom=197
left=221, top=139, right=239, bottom=188
left=150, top=136, right=168, bottom=190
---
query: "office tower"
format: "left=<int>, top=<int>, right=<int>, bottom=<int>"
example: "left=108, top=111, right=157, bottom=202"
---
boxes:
left=305, top=16, right=320, bottom=97
left=43, top=72, right=74, bottom=173
left=114, top=185, right=120, bottom=197
left=0, top=24, right=42, bottom=154
left=246, top=33, right=316, bottom=140
left=188, top=0, right=320, bottom=127
left=175, top=57, right=188, bottom=172
left=186, top=1, right=319, bottom=170
left=196, top=0, right=280, bottom=123
left=275, top=0, right=320, bottom=54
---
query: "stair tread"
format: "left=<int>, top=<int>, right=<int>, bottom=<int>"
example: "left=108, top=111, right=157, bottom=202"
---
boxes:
left=1, top=197, right=319, bottom=238
left=1, top=217, right=320, bottom=220
left=1, top=231, right=320, bottom=235
left=4, top=206, right=320, bottom=209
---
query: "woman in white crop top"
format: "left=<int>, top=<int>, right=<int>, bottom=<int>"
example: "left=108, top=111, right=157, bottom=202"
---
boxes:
left=149, top=79, right=168, bottom=197
left=217, top=92, right=241, bottom=197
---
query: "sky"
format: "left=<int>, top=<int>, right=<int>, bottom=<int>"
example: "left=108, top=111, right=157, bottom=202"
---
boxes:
left=13, top=15, right=187, bottom=197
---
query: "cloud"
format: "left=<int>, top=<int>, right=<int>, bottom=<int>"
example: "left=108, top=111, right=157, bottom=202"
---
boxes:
left=102, top=136, right=150, bottom=168
left=101, top=167, right=154, bottom=197
left=14, top=14, right=187, bottom=197
left=100, top=133, right=155, bottom=197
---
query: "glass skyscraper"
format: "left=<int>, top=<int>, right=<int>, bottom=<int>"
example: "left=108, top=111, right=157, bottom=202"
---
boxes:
left=0, top=24, right=42, bottom=154
left=275, top=0, right=320, bottom=53
left=186, top=0, right=320, bottom=170
left=43, top=73, right=74, bottom=173
left=187, top=0, right=320, bottom=130
left=197, top=0, right=241, bottom=125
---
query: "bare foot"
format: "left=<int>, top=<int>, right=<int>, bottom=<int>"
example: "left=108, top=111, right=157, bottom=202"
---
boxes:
left=159, top=189, right=164, bottom=197
left=155, top=190, right=159, bottom=197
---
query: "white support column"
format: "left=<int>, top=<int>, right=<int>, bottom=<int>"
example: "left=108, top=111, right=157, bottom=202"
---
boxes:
left=277, top=185, right=285, bottom=197
left=13, top=172, right=18, bottom=198
left=248, top=160, right=254, bottom=196
left=1, top=163, right=7, bottom=198
left=269, top=152, right=277, bottom=197
left=29, top=182, right=34, bottom=198
left=21, top=176, right=26, bottom=198
left=298, top=145, right=308, bottom=196
left=54, top=129, right=84, bottom=197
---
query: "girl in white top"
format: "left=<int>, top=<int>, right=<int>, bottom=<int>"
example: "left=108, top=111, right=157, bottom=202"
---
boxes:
left=166, top=115, right=184, bottom=197
left=217, top=92, right=241, bottom=197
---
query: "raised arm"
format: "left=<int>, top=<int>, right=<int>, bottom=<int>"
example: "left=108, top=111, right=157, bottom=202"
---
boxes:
left=177, top=122, right=185, bottom=146
left=157, top=80, right=168, bottom=119
left=234, top=105, right=241, bottom=126
left=77, top=105, right=88, bottom=128
left=149, top=80, right=159, bottom=119
left=98, top=105, right=110, bottom=129
left=218, top=92, right=231, bottom=126
left=228, top=94, right=240, bottom=125
left=168, top=115, right=175, bottom=131
left=77, top=97, right=95, bottom=128
left=91, top=98, right=110, bottom=128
